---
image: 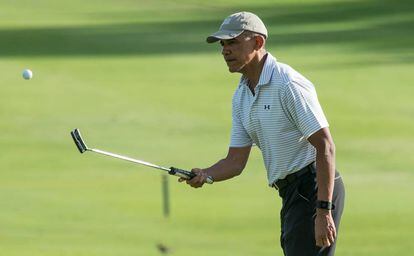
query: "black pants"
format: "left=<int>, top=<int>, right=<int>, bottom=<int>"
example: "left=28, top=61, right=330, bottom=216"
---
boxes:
left=278, top=163, right=345, bottom=256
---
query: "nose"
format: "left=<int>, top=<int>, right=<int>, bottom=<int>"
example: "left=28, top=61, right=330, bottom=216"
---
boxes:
left=221, top=45, right=230, bottom=56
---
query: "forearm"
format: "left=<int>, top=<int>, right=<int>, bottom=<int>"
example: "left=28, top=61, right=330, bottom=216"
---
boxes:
left=183, top=146, right=250, bottom=188
left=315, top=143, right=336, bottom=203
left=204, top=157, right=244, bottom=182
left=314, top=137, right=338, bottom=248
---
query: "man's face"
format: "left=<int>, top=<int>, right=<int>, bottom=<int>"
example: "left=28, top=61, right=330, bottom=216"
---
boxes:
left=220, top=33, right=256, bottom=73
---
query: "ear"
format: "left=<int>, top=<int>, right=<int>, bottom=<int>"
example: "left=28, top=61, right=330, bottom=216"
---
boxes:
left=254, top=35, right=265, bottom=50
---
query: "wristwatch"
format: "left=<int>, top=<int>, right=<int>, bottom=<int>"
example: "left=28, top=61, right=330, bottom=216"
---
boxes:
left=316, top=200, right=335, bottom=210
left=206, top=175, right=214, bottom=184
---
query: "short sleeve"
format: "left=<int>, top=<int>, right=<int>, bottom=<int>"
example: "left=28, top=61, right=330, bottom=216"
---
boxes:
left=281, top=81, right=329, bottom=139
left=229, top=102, right=253, bottom=147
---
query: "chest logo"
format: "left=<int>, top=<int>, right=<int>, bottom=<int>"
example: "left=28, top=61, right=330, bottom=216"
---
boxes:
left=264, top=105, right=271, bottom=110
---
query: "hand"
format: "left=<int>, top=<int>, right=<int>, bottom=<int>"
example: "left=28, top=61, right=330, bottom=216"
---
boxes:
left=315, top=209, right=336, bottom=248
left=178, top=168, right=209, bottom=188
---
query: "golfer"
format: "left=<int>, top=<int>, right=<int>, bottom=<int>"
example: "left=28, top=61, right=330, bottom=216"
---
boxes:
left=179, top=12, right=345, bottom=256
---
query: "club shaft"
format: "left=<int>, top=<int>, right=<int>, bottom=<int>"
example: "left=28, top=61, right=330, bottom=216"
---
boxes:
left=89, top=148, right=171, bottom=172
left=162, top=174, right=170, bottom=218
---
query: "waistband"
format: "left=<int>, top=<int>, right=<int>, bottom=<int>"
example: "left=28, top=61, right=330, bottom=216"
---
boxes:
left=271, top=162, right=315, bottom=191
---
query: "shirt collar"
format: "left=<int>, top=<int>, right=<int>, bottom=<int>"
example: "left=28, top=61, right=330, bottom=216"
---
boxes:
left=239, top=52, right=277, bottom=88
left=258, top=53, right=276, bottom=86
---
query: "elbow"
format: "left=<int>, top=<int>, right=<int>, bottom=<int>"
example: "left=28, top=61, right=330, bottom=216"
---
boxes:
left=308, top=128, right=336, bottom=158
left=225, top=154, right=248, bottom=177
left=328, top=140, right=336, bottom=156
left=233, top=162, right=246, bottom=177
left=320, top=140, right=335, bottom=158
left=330, top=142, right=336, bottom=156
left=233, top=165, right=245, bottom=177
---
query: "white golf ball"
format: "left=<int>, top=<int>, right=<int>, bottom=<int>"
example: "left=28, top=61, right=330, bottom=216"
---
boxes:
left=22, top=69, right=33, bottom=80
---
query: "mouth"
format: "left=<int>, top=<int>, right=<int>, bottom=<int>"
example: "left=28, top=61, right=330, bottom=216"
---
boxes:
left=225, top=58, right=236, bottom=64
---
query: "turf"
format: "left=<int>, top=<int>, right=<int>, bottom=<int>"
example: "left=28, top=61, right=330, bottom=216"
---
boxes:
left=0, top=0, right=413, bottom=255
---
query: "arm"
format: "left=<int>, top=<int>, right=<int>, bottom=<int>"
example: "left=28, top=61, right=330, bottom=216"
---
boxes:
left=308, top=127, right=337, bottom=248
left=308, top=127, right=335, bottom=204
left=179, top=146, right=252, bottom=188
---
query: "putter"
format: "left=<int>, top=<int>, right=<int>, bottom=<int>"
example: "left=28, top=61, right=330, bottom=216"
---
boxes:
left=70, top=128, right=213, bottom=184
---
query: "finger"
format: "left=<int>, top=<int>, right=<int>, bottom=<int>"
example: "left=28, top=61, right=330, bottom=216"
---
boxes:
left=191, top=181, right=204, bottom=188
left=193, top=171, right=207, bottom=183
left=186, top=176, right=204, bottom=188
left=191, top=168, right=202, bottom=174
left=330, top=225, right=337, bottom=239
left=323, top=237, right=331, bottom=247
left=328, top=232, right=335, bottom=245
left=183, top=169, right=208, bottom=188
left=328, top=226, right=336, bottom=244
left=316, top=236, right=329, bottom=248
left=316, top=237, right=323, bottom=247
left=189, top=174, right=203, bottom=183
left=195, top=178, right=206, bottom=188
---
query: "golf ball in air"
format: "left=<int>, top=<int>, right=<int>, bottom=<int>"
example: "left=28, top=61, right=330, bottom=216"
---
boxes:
left=22, top=69, right=33, bottom=80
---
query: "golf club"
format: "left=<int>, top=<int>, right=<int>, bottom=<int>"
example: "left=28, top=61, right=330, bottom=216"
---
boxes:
left=70, top=128, right=213, bottom=184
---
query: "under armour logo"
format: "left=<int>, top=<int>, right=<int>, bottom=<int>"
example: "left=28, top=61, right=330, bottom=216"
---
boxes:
left=264, top=105, right=271, bottom=110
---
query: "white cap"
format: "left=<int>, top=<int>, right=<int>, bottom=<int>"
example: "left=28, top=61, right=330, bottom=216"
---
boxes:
left=206, top=12, right=268, bottom=43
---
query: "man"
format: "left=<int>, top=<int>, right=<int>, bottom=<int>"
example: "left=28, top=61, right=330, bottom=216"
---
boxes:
left=179, top=12, right=345, bottom=256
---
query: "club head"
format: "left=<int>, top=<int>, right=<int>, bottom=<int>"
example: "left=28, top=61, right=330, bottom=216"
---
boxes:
left=156, top=243, right=171, bottom=254
left=70, top=128, right=88, bottom=153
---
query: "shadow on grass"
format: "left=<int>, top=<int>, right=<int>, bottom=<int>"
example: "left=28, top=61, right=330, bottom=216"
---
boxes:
left=0, top=0, right=413, bottom=59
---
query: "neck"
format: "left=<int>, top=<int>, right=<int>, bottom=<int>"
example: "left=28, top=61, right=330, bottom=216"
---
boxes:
left=242, top=51, right=267, bottom=89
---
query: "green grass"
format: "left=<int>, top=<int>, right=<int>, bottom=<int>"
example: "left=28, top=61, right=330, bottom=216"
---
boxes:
left=1, top=0, right=413, bottom=255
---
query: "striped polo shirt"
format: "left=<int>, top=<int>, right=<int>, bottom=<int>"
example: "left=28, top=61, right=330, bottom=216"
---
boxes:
left=230, top=53, right=329, bottom=185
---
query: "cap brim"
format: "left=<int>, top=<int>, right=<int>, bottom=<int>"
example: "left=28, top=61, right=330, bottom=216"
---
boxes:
left=206, top=30, right=244, bottom=43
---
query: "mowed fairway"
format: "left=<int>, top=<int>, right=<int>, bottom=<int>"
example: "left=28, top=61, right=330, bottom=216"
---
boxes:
left=1, top=0, right=413, bottom=255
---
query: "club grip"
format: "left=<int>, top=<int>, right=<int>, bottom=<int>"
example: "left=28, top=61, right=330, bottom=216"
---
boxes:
left=169, top=167, right=213, bottom=184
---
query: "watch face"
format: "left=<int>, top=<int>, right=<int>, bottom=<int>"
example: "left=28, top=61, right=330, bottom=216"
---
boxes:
left=316, top=200, right=334, bottom=210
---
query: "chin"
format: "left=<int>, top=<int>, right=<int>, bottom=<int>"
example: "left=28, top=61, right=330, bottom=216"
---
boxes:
left=228, top=66, right=241, bottom=73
